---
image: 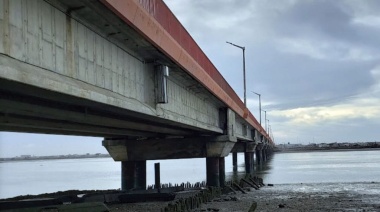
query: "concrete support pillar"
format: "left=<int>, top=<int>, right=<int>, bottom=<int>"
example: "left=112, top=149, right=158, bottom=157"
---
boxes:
left=121, top=161, right=135, bottom=190
left=262, top=150, right=266, bottom=162
left=244, top=152, right=254, bottom=174
left=121, top=161, right=146, bottom=191
left=232, top=152, right=238, bottom=172
left=256, top=149, right=261, bottom=165
left=135, top=161, right=147, bottom=190
left=206, top=157, right=220, bottom=187
left=219, top=157, right=225, bottom=187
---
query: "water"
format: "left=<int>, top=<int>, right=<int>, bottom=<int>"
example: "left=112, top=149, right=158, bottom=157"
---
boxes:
left=1, top=150, right=380, bottom=199
left=255, top=150, right=380, bottom=184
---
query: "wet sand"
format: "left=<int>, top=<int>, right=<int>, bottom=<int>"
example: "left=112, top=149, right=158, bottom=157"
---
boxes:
left=109, top=182, right=380, bottom=211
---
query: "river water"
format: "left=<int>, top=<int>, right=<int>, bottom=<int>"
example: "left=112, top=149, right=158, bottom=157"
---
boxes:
left=1, top=150, right=380, bottom=199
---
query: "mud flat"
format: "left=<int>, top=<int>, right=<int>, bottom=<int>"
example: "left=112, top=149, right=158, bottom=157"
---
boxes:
left=197, top=182, right=380, bottom=212
left=2, top=182, right=379, bottom=211
left=108, top=182, right=380, bottom=211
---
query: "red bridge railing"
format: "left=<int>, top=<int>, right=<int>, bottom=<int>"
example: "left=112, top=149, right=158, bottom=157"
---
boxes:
left=100, top=0, right=273, bottom=144
left=137, top=0, right=245, bottom=111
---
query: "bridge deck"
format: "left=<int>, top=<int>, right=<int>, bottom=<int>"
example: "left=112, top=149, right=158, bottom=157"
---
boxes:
left=100, top=0, right=272, bottom=144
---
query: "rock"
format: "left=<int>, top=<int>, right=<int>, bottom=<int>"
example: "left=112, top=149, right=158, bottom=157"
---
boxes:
left=279, top=204, right=286, bottom=208
left=267, top=184, right=274, bottom=186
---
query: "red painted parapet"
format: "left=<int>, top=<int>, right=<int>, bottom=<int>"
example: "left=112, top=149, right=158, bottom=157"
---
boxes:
left=100, top=0, right=273, bottom=144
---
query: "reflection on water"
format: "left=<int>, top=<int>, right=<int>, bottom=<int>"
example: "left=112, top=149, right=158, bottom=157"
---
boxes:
left=1, top=150, right=379, bottom=199
left=226, top=155, right=274, bottom=182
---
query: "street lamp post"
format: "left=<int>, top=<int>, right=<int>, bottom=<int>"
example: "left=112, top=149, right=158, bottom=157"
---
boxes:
left=268, top=125, right=273, bottom=141
left=251, top=91, right=261, bottom=125
left=226, top=41, right=246, bottom=106
left=263, top=110, right=267, bottom=132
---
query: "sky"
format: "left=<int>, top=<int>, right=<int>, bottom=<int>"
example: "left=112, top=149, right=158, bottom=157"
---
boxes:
left=1, top=0, right=380, bottom=157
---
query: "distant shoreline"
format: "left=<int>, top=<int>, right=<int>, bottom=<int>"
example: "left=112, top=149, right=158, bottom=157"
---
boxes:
left=0, top=154, right=111, bottom=162
left=276, top=147, right=380, bottom=153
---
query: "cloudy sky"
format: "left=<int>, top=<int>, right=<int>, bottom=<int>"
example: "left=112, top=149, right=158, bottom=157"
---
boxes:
left=1, top=0, right=380, bottom=157
left=164, top=0, right=380, bottom=144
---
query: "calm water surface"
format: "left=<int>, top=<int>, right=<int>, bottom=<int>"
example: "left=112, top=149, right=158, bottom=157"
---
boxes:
left=1, top=150, right=379, bottom=199
left=254, top=150, right=380, bottom=184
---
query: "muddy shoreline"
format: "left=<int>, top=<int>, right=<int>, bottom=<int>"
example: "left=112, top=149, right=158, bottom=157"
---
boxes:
left=107, top=182, right=380, bottom=211
left=3, top=182, right=379, bottom=211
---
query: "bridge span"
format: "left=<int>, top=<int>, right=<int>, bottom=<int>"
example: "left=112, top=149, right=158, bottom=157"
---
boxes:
left=0, top=0, right=274, bottom=189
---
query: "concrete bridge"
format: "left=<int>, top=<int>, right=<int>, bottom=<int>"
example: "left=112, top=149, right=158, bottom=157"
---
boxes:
left=0, top=0, right=274, bottom=190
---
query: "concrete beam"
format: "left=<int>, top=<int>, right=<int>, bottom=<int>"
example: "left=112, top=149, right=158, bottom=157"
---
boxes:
left=0, top=96, right=197, bottom=137
left=254, top=130, right=262, bottom=144
left=103, top=136, right=236, bottom=161
left=0, top=114, right=157, bottom=137
left=231, top=142, right=245, bottom=153
left=245, top=142, right=257, bottom=153
left=0, top=54, right=223, bottom=135
left=206, top=141, right=235, bottom=158
left=227, top=109, right=237, bottom=142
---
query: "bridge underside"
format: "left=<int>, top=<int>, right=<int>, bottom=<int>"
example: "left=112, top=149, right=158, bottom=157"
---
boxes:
left=0, top=77, right=216, bottom=139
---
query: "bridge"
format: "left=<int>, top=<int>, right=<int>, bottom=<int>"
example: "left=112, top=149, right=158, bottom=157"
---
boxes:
left=0, top=0, right=274, bottom=190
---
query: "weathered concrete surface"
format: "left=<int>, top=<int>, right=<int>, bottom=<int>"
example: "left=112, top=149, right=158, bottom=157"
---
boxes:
left=0, top=0, right=226, bottom=136
left=0, top=0, right=262, bottom=143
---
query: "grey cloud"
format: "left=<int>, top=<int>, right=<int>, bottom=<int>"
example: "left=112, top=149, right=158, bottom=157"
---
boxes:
left=245, top=40, right=377, bottom=109
left=274, top=1, right=380, bottom=51
left=164, top=0, right=380, bottom=143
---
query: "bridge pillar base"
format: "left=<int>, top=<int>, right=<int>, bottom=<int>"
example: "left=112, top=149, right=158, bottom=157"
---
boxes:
left=121, top=161, right=146, bottom=191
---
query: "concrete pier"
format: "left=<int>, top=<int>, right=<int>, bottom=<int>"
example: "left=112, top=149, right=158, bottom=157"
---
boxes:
left=256, top=149, right=262, bottom=165
left=263, top=149, right=267, bottom=162
left=121, top=161, right=146, bottom=190
left=232, top=152, right=238, bottom=172
left=244, top=152, right=254, bottom=174
left=219, top=157, right=226, bottom=187
left=244, top=141, right=257, bottom=174
left=206, top=157, right=220, bottom=187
